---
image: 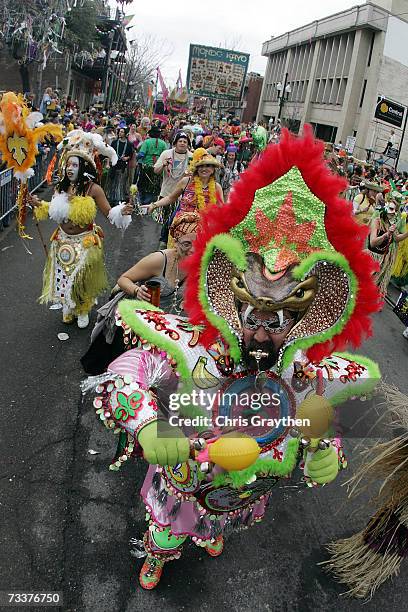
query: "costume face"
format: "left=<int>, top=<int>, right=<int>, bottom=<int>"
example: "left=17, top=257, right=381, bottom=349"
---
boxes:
left=66, top=156, right=80, bottom=183
left=235, top=254, right=317, bottom=369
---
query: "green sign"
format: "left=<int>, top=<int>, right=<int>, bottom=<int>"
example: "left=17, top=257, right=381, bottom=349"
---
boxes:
left=187, top=44, right=250, bottom=101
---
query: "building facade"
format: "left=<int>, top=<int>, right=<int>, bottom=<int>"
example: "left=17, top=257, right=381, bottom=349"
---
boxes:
left=257, top=0, right=408, bottom=167
left=241, top=72, right=264, bottom=123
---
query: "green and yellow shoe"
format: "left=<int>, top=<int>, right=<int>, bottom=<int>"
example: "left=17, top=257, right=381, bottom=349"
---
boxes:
left=205, top=536, right=224, bottom=557
left=139, top=556, right=164, bottom=590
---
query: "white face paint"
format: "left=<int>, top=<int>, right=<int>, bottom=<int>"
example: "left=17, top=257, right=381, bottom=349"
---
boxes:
left=66, top=156, right=80, bottom=183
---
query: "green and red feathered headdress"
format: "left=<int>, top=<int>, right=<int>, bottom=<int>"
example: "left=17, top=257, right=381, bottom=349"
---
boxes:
left=183, top=126, right=381, bottom=370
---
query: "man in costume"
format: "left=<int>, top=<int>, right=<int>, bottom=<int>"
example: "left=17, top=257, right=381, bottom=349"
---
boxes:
left=83, top=126, right=381, bottom=589
left=31, top=130, right=133, bottom=328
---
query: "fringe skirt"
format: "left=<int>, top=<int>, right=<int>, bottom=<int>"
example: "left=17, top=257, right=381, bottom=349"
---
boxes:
left=39, top=226, right=108, bottom=315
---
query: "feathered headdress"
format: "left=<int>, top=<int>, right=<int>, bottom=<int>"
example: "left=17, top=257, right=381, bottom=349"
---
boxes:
left=183, top=125, right=381, bottom=370
left=57, top=129, right=118, bottom=169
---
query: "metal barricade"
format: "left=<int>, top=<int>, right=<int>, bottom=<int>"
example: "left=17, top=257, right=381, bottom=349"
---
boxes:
left=0, top=147, right=55, bottom=228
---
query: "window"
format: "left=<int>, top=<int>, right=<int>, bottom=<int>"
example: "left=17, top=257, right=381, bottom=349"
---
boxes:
left=367, top=32, right=375, bottom=67
left=359, top=79, right=367, bottom=108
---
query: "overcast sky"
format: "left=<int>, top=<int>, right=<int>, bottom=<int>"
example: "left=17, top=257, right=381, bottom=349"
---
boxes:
left=123, top=0, right=360, bottom=85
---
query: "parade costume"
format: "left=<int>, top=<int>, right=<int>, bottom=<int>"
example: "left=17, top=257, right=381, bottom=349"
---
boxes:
left=35, top=130, right=131, bottom=323
left=0, top=92, right=62, bottom=238
left=83, top=126, right=381, bottom=590
left=391, top=211, right=408, bottom=287
left=370, top=208, right=406, bottom=296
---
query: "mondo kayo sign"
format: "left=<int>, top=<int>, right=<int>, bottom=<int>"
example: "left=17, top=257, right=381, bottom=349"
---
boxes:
left=187, top=44, right=250, bottom=101
left=375, top=97, right=406, bottom=128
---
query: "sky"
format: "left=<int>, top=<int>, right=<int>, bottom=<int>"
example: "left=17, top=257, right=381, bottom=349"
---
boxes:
left=121, top=0, right=361, bottom=86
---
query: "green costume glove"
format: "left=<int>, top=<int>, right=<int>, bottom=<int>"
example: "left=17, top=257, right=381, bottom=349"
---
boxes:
left=137, top=420, right=190, bottom=466
left=305, top=447, right=339, bottom=485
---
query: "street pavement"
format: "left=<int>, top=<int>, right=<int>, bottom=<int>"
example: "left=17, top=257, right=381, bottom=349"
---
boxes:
left=0, top=196, right=408, bottom=612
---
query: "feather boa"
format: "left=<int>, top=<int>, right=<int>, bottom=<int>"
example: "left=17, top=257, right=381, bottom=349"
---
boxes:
left=108, top=203, right=131, bottom=230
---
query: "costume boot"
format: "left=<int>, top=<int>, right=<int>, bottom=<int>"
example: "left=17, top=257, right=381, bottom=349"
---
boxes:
left=205, top=535, right=224, bottom=557
left=139, top=555, right=164, bottom=590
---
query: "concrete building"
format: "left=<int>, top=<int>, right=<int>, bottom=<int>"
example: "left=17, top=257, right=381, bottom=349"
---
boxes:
left=241, top=72, right=264, bottom=123
left=257, top=0, right=408, bottom=167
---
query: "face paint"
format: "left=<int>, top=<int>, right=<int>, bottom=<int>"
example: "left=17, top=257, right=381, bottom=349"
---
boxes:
left=66, top=156, right=80, bottom=183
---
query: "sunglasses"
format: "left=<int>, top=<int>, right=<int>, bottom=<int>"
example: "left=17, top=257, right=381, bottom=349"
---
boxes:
left=245, top=313, right=290, bottom=334
left=199, top=164, right=213, bottom=169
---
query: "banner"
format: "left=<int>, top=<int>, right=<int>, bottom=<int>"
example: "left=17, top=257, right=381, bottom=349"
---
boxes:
left=186, top=44, right=250, bottom=101
left=375, top=97, right=406, bottom=128
left=157, top=67, right=169, bottom=108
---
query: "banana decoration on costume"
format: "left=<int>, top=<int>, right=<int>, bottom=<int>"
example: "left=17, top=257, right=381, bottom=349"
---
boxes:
left=192, top=356, right=219, bottom=389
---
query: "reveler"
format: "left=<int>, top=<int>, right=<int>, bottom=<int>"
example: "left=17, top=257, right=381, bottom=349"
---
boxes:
left=31, top=130, right=133, bottom=328
left=82, top=126, right=381, bottom=590
left=153, top=131, right=193, bottom=247
left=137, top=125, right=168, bottom=206
left=147, top=147, right=223, bottom=246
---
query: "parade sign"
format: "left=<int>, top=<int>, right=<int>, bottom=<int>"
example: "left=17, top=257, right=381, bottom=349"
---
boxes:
left=375, top=97, right=405, bottom=128
left=187, top=44, right=250, bottom=101
left=345, top=136, right=356, bottom=155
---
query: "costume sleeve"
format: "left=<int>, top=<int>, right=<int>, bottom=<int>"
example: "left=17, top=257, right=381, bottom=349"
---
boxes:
left=89, top=348, right=175, bottom=440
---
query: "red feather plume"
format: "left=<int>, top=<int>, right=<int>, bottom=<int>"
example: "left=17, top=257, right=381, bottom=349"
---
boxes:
left=183, top=125, right=381, bottom=359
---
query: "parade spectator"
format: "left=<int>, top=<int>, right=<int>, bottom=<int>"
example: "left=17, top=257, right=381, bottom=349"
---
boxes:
left=383, top=129, right=396, bottom=155
left=137, top=125, right=168, bottom=205
left=220, top=146, right=241, bottom=199
left=39, top=87, right=53, bottom=116
left=106, top=128, right=133, bottom=206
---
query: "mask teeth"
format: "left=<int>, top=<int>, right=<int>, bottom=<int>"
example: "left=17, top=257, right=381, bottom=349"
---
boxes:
left=242, top=304, right=254, bottom=324
left=276, top=309, right=284, bottom=326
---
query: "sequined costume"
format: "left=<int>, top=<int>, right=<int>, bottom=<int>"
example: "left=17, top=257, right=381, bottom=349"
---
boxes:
left=83, top=127, right=381, bottom=589
left=34, top=130, right=131, bottom=322
left=35, top=193, right=107, bottom=316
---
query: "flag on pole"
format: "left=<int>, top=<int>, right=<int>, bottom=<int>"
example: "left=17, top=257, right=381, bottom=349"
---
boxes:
left=156, top=66, right=169, bottom=109
left=176, top=69, right=183, bottom=96
left=147, top=84, right=153, bottom=100
left=122, top=15, right=135, bottom=27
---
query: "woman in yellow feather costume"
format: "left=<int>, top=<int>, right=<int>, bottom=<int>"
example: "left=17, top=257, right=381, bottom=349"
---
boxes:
left=31, top=129, right=134, bottom=328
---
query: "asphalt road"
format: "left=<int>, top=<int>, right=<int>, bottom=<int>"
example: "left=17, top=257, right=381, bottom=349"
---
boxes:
left=0, top=196, right=407, bottom=612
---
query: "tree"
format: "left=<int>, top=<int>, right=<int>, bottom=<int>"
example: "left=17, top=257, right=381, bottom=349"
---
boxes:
left=124, top=34, right=174, bottom=106
left=0, top=0, right=109, bottom=93
left=64, top=0, right=108, bottom=52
